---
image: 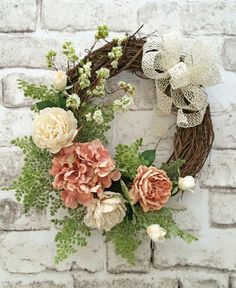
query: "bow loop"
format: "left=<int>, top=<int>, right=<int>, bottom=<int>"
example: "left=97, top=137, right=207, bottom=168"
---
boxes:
left=142, top=32, right=221, bottom=128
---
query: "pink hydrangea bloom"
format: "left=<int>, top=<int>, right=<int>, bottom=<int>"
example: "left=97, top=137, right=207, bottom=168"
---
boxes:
left=50, top=139, right=120, bottom=208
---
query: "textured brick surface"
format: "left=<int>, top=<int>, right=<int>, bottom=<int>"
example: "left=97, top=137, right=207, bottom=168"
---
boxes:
left=107, top=234, right=150, bottom=274
left=0, top=230, right=105, bottom=273
left=209, top=190, right=236, bottom=225
left=42, top=0, right=136, bottom=32
left=73, top=274, right=178, bottom=288
left=0, top=0, right=37, bottom=32
left=3, top=70, right=53, bottom=107
left=0, top=190, right=49, bottom=231
left=0, top=107, right=33, bottom=146
left=0, top=0, right=235, bottom=285
left=223, top=38, right=236, bottom=71
left=182, top=0, right=236, bottom=35
left=212, top=111, right=236, bottom=149
left=0, top=148, right=23, bottom=187
left=137, top=1, right=181, bottom=35
left=153, top=229, right=236, bottom=271
left=0, top=272, right=74, bottom=288
left=200, top=150, right=236, bottom=188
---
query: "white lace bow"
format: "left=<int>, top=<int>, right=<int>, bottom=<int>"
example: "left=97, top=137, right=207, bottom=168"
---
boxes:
left=142, top=32, right=221, bottom=128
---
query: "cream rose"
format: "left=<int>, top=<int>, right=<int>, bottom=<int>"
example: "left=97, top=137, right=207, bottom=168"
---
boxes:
left=84, top=192, right=126, bottom=231
left=178, top=176, right=196, bottom=193
left=146, top=224, right=166, bottom=243
left=32, top=107, right=78, bottom=153
left=53, top=70, right=67, bottom=91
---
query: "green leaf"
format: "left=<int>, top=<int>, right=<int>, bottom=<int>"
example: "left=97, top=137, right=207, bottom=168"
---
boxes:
left=54, top=209, right=91, bottom=264
left=120, top=180, right=137, bottom=217
left=35, top=100, right=59, bottom=110
left=105, top=218, right=141, bottom=265
left=115, top=139, right=143, bottom=180
left=5, top=137, right=54, bottom=212
left=58, top=95, right=66, bottom=108
left=140, top=149, right=156, bottom=166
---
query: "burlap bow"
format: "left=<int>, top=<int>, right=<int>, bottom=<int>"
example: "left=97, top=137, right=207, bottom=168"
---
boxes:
left=142, top=32, right=221, bottom=128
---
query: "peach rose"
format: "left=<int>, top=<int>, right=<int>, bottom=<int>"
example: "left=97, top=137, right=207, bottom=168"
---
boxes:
left=129, top=166, right=172, bottom=212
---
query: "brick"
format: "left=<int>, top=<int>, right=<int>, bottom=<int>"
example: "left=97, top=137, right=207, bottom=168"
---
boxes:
left=207, top=70, right=236, bottom=114
left=153, top=229, right=236, bottom=271
left=181, top=1, right=236, bottom=35
left=108, top=110, right=176, bottom=167
left=106, top=71, right=156, bottom=110
left=0, top=230, right=105, bottom=273
left=0, top=0, right=37, bottom=32
left=223, top=38, right=236, bottom=71
left=73, top=274, right=178, bottom=288
left=209, top=190, right=236, bottom=225
left=167, top=184, right=206, bottom=232
left=42, top=0, right=136, bottom=32
left=200, top=150, right=236, bottom=188
left=3, top=70, right=53, bottom=108
left=0, top=33, right=96, bottom=69
left=176, top=269, right=229, bottom=288
left=0, top=76, right=2, bottom=105
left=0, top=190, right=49, bottom=231
left=231, top=276, right=236, bottom=288
left=0, top=35, right=59, bottom=69
left=107, top=233, right=150, bottom=274
left=212, top=111, right=236, bottom=149
left=0, top=272, right=74, bottom=288
left=0, top=148, right=23, bottom=187
left=0, top=107, right=33, bottom=146
left=137, top=1, right=181, bottom=35
left=70, top=231, right=105, bottom=272
left=111, top=110, right=175, bottom=147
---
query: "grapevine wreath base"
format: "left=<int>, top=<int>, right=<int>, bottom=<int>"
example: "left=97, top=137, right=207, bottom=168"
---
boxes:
left=7, top=25, right=219, bottom=264
left=68, top=32, right=214, bottom=177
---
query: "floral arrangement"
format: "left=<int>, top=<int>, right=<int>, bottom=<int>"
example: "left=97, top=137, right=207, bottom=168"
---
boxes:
left=6, top=25, right=220, bottom=264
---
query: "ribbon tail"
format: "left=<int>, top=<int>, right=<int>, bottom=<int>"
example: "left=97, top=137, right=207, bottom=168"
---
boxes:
left=177, top=105, right=207, bottom=128
left=155, top=80, right=172, bottom=113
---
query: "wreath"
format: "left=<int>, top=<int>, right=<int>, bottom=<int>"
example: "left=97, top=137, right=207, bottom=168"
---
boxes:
left=6, top=25, right=220, bottom=264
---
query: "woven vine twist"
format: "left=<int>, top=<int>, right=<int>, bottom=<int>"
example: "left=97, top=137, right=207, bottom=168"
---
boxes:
left=68, top=35, right=214, bottom=177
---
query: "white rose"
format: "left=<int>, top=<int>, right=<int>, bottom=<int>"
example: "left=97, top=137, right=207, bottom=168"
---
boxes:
left=32, top=107, right=78, bottom=153
left=53, top=70, right=67, bottom=91
left=84, top=192, right=126, bottom=232
left=178, top=176, right=196, bottom=192
left=146, top=224, right=166, bottom=243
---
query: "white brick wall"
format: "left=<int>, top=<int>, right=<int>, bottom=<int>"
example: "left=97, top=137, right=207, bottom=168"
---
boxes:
left=0, top=0, right=235, bottom=287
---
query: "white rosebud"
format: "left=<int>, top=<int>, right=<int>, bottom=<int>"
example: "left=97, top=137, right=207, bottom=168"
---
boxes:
left=53, top=70, right=67, bottom=91
left=146, top=224, right=166, bottom=243
left=66, top=94, right=81, bottom=109
left=178, top=176, right=196, bottom=192
left=84, top=192, right=126, bottom=231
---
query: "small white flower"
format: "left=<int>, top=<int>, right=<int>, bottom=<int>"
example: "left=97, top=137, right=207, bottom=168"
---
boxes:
left=117, top=35, right=128, bottom=46
left=85, top=112, right=92, bottom=121
left=53, top=70, right=67, bottom=91
left=146, top=224, right=166, bottom=243
left=111, top=60, right=118, bottom=69
left=93, top=109, right=104, bottom=124
left=66, top=94, right=81, bottom=109
left=178, top=176, right=196, bottom=193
